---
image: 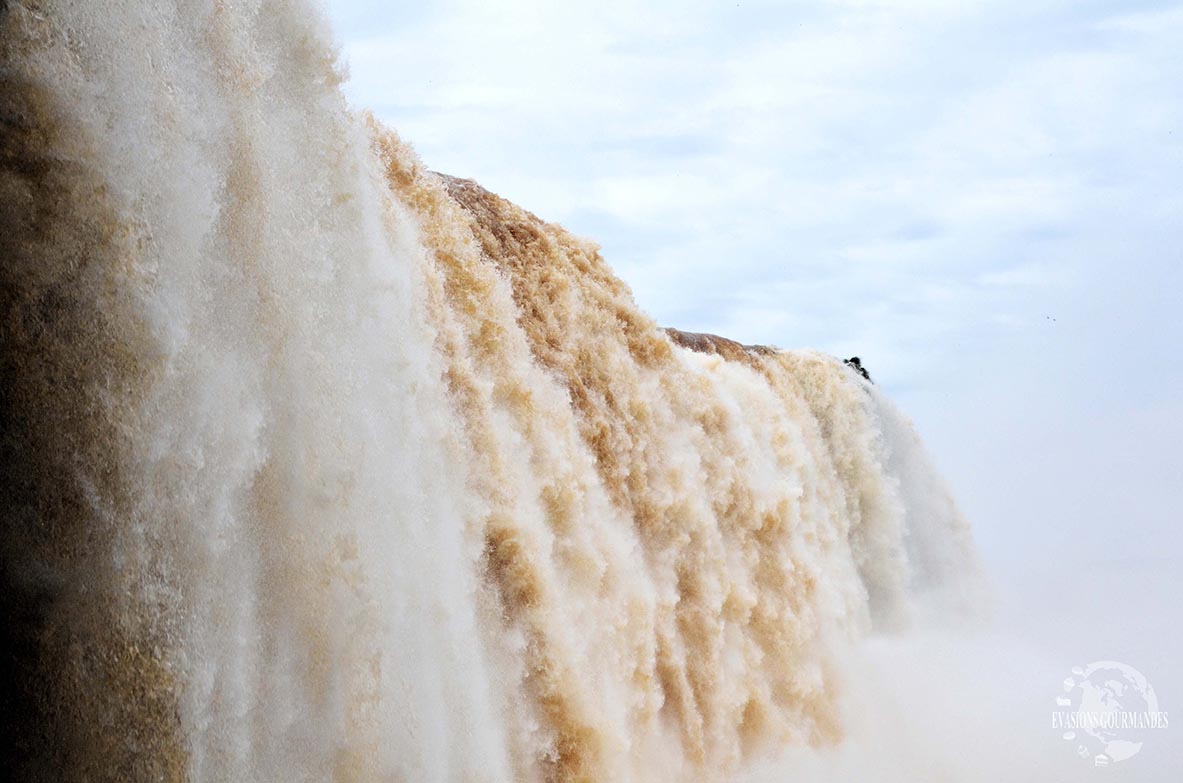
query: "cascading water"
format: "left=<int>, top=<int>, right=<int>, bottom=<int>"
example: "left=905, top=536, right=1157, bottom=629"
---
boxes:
left=0, top=2, right=982, bottom=781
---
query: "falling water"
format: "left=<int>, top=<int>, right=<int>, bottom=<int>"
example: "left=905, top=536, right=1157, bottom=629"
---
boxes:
left=0, top=2, right=982, bottom=781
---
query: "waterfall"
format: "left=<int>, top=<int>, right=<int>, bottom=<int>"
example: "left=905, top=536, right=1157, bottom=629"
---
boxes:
left=0, top=2, right=981, bottom=780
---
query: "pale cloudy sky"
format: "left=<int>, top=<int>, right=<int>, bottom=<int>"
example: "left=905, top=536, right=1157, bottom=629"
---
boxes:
left=324, top=0, right=1182, bottom=730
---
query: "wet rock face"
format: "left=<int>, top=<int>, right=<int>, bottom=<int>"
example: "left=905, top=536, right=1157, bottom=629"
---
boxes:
left=844, top=357, right=872, bottom=382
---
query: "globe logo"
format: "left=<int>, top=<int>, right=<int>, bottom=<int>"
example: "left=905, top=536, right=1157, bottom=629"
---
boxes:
left=1053, top=661, right=1169, bottom=766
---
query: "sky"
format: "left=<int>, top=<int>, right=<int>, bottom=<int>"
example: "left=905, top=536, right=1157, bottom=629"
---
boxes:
left=323, top=0, right=1181, bottom=765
